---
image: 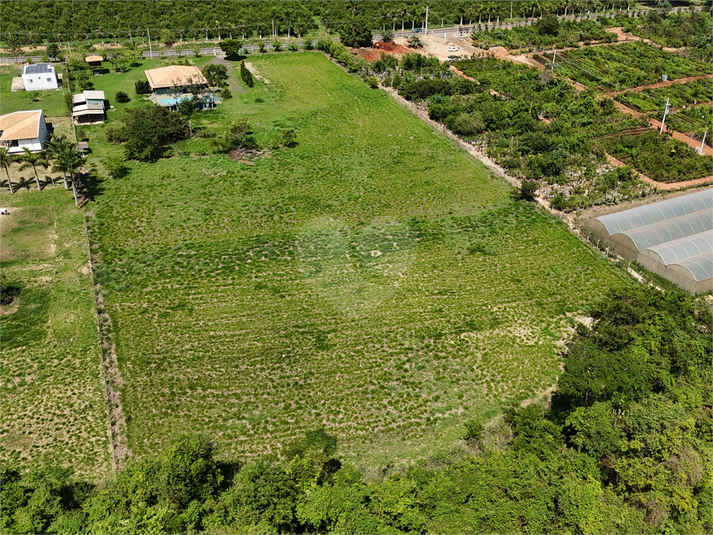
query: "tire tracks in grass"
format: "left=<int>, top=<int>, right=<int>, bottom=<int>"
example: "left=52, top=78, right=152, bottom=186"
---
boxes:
left=82, top=210, right=130, bottom=471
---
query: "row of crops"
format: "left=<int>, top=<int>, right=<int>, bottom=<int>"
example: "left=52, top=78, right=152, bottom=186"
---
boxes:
left=369, top=43, right=711, bottom=210
left=471, top=17, right=616, bottom=51
left=615, top=77, right=712, bottom=113
left=539, top=42, right=712, bottom=91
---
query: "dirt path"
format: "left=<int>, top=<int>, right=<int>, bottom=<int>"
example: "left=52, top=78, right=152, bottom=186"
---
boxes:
left=609, top=73, right=713, bottom=96
left=647, top=118, right=713, bottom=155
left=82, top=211, right=131, bottom=471
left=605, top=153, right=713, bottom=189
left=209, top=56, right=244, bottom=92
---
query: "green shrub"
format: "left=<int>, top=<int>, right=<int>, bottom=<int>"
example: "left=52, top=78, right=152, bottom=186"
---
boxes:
left=115, top=91, right=130, bottom=103
left=135, top=79, right=151, bottom=95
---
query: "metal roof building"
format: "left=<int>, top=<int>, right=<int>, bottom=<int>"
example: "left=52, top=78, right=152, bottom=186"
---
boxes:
left=586, top=189, right=713, bottom=294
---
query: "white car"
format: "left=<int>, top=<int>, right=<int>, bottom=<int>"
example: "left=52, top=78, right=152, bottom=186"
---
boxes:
left=448, top=45, right=459, bottom=52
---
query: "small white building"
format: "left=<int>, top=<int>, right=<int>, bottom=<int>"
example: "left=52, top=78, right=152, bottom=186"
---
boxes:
left=0, top=110, right=49, bottom=154
left=22, top=63, right=59, bottom=91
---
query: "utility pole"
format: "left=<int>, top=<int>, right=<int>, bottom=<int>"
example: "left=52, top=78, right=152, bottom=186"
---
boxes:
left=147, top=28, right=153, bottom=59
left=425, top=6, right=429, bottom=35
left=697, top=130, right=707, bottom=154
left=659, top=97, right=670, bottom=134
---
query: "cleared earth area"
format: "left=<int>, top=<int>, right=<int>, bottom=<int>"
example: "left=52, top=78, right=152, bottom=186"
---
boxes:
left=89, top=52, right=627, bottom=466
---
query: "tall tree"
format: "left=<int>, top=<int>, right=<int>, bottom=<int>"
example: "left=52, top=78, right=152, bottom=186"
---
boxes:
left=0, top=147, right=16, bottom=194
left=46, top=135, right=75, bottom=189
left=177, top=97, right=199, bottom=138
left=18, top=148, right=48, bottom=191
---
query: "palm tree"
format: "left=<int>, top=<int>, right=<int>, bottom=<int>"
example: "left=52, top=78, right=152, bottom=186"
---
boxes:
left=55, top=148, right=84, bottom=207
left=177, top=97, right=199, bottom=138
left=18, top=148, right=49, bottom=191
left=46, top=135, right=74, bottom=189
left=0, top=147, right=16, bottom=194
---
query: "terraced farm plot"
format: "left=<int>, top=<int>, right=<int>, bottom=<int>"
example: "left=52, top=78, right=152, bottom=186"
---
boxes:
left=662, top=105, right=713, bottom=145
left=601, top=130, right=713, bottom=182
left=0, top=189, right=112, bottom=479
left=547, top=42, right=712, bottom=91
left=89, top=52, right=628, bottom=466
left=615, top=78, right=713, bottom=113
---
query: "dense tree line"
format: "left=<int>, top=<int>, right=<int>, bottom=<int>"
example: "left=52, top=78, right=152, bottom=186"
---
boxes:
left=0, top=1, right=639, bottom=48
left=2, top=285, right=711, bottom=534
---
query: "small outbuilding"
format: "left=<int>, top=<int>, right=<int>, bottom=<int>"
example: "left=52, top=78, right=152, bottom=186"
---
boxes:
left=72, top=90, right=107, bottom=124
left=0, top=110, right=48, bottom=154
left=22, top=63, right=59, bottom=91
left=85, top=55, right=104, bottom=76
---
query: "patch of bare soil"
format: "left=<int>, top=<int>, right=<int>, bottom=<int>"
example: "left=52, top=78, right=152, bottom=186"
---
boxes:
left=244, top=62, right=270, bottom=83
left=353, top=41, right=411, bottom=61
left=605, top=26, right=641, bottom=42
left=229, top=147, right=261, bottom=164
left=0, top=298, right=19, bottom=315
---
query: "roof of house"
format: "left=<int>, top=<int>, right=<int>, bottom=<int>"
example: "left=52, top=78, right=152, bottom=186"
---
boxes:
left=85, top=55, right=103, bottom=62
left=0, top=110, right=43, bottom=141
left=23, top=63, right=54, bottom=75
left=73, top=90, right=106, bottom=103
left=144, top=65, right=207, bottom=89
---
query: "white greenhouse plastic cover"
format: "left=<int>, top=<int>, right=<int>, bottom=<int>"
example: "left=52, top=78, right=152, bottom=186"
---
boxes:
left=673, top=253, right=713, bottom=282
left=594, top=188, right=713, bottom=236
left=618, top=210, right=713, bottom=251
left=643, top=230, right=713, bottom=266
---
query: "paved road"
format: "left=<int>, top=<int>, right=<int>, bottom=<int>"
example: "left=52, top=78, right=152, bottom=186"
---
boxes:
left=0, top=7, right=698, bottom=64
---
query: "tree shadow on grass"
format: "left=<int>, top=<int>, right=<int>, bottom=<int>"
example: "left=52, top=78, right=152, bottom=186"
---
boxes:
left=81, top=168, right=105, bottom=203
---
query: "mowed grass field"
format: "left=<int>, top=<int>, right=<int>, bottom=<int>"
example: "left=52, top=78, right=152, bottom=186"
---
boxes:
left=0, top=188, right=112, bottom=479
left=86, top=52, right=629, bottom=466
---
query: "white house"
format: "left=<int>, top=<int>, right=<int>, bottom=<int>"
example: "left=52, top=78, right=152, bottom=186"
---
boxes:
left=0, top=110, right=48, bottom=154
left=22, top=63, right=59, bottom=91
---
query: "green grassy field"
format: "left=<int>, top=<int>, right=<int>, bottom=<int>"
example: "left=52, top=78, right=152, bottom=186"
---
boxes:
left=0, top=64, right=68, bottom=118
left=0, top=188, right=112, bottom=479
left=85, top=52, right=629, bottom=467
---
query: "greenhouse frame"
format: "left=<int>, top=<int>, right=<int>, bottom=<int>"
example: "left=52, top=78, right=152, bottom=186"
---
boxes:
left=587, top=189, right=713, bottom=294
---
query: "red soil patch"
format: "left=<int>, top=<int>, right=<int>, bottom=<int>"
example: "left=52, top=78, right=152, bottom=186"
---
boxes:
left=353, top=41, right=410, bottom=62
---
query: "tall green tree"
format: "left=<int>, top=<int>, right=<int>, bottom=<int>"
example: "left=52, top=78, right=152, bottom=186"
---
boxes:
left=18, top=148, right=49, bottom=191
left=177, top=97, right=199, bottom=138
left=46, top=134, right=74, bottom=189
left=0, top=147, right=17, bottom=194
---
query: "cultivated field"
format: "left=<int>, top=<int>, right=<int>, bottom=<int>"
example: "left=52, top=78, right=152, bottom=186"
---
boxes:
left=0, top=189, right=112, bottom=479
left=86, top=52, right=627, bottom=466
left=545, top=42, right=712, bottom=90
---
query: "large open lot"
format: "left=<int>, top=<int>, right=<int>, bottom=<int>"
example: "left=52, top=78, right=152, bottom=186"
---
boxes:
left=81, top=52, right=628, bottom=466
left=0, top=189, right=112, bottom=479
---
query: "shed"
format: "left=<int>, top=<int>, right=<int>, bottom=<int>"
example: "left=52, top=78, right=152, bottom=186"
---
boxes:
left=85, top=55, right=104, bottom=76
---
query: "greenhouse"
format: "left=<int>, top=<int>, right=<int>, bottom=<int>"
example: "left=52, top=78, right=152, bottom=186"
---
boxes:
left=586, top=188, right=713, bottom=294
